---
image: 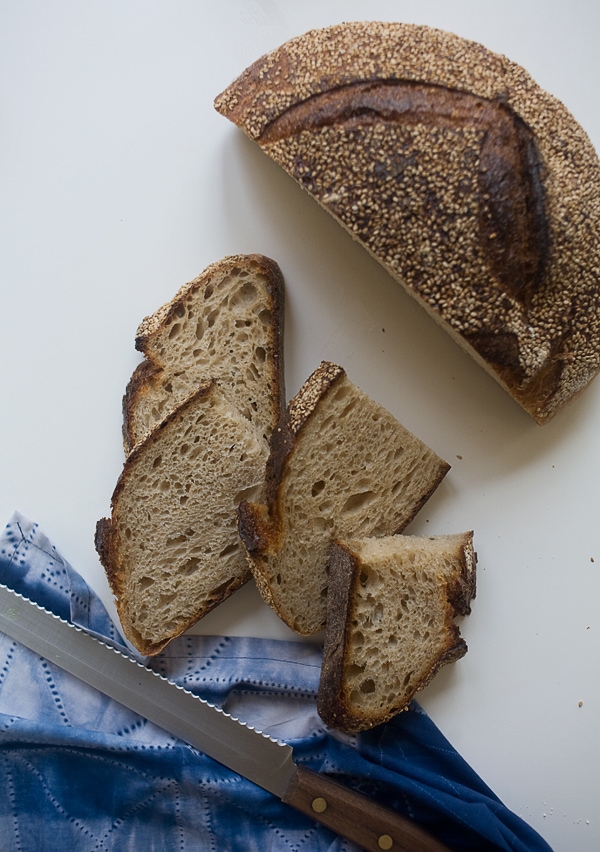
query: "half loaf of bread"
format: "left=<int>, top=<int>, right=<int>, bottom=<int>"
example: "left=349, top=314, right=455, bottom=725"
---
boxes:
left=95, top=381, right=266, bottom=655
left=237, top=361, right=450, bottom=635
left=122, top=254, right=285, bottom=454
left=215, top=22, right=600, bottom=424
left=318, top=533, right=476, bottom=732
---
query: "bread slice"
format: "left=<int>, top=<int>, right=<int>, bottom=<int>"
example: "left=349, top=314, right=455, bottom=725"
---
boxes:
left=215, top=22, right=600, bottom=423
left=95, top=381, right=266, bottom=655
left=122, top=254, right=285, bottom=454
left=237, top=361, right=450, bottom=635
left=318, top=532, right=476, bottom=732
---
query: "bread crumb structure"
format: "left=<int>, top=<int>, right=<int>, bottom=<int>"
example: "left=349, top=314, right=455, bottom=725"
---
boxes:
left=123, top=254, right=285, bottom=453
left=215, top=22, right=600, bottom=423
left=96, top=382, right=266, bottom=656
left=97, top=255, right=286, bottom=656
left=318, top=533, right=476, bottom=732
left=237, top=361, right=450, bottom=634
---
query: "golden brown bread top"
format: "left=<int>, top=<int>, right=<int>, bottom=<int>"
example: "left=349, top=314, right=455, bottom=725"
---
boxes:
left=215, top=22, right=600, bottom=423
left=216, top=23, right=518, bottom=136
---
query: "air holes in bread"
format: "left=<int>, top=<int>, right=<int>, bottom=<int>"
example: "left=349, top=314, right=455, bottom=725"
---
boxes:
left=230, top=281, right=258, bottom=309
left=181, top=557, right=200, bottom=576
left=311, top=479, right=326, bottom=497
left=341, top=490, right=376, bottom=514
left=219, top=542, right=240, bottom=559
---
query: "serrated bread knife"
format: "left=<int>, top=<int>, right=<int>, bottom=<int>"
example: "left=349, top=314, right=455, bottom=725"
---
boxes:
left=0, top=583, right=450, bottom=852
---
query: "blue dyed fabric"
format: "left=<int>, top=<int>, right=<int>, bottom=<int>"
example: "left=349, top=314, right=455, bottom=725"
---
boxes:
left=0, top=512, right=553, bottom=851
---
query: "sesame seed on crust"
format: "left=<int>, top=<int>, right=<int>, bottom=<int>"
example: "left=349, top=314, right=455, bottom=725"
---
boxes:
left=215, top=22, right=600, bottom=423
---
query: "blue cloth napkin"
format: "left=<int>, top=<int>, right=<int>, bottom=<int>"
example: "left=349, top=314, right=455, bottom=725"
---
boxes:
left=0, top=511, right=553, bottom=852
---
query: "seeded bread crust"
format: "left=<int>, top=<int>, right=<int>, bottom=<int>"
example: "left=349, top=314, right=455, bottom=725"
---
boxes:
left=318, top=533, right=476, bottom=732
left=96, top=381, right=266, bottom=655
left=237, top=361, right=450, bottom=634
left=215, top=22, right=600, bottom=423
left=122, top=254, right=285, bottom=453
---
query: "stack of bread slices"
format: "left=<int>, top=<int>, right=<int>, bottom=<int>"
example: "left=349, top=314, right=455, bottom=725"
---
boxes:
left=96, top=253, right=476, bottom=731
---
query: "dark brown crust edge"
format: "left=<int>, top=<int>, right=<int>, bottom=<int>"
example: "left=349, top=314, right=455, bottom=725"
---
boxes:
left=318, top=535, right=476, bottom=732
left=317, top=541, right=360, bottom=730
left=446, top=531, right=477, bottom=616
left=237, top=361, right=346, bottom=554
left=121, top=359, right=161, bottom=452
left=265, top=361, right=345, bottom=504
left=236, top=362, right=347, bottom=629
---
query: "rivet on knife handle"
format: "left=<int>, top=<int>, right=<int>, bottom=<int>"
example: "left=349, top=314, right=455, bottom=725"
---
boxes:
left=282, top=765, right=451, bottom=852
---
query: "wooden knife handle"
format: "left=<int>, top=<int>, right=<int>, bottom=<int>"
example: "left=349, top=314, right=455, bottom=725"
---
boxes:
left=282, top=765, right=452, bottom=852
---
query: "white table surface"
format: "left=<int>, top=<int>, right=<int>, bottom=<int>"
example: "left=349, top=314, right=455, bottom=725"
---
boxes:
left=2, top=2, right=599, bottom=849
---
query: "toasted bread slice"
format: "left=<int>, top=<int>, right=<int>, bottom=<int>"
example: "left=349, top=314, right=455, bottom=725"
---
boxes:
left=318, top=533, right=476, bottom=732
left=96, top=381, right=266, bottom=655
left=237, top=362, right=450, bottom=635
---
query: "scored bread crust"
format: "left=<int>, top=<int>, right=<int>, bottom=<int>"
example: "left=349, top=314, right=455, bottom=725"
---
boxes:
left=215, top=22, right=600, bottom=423
left=237, top=361, right=450, bottom=635
left=318, top=533, right=476, bottom=732
left=122, top=254, right=285, bottom=453
left=96, top=381, right=266, bottom=656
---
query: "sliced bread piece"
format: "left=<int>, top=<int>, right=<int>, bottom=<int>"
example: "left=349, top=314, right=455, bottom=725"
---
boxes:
left=215, top=22, right=600, bottom=423
left=318, top=532, right=476, bottom=732
left=122, top=254, right=285, bottom=453
left=95, top=381, right=266, bottom=655
left=237, top=361, right=450, bottom=635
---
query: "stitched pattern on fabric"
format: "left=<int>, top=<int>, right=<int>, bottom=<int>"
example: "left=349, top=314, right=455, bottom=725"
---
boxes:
left=0, top=512, right=554, bottom=852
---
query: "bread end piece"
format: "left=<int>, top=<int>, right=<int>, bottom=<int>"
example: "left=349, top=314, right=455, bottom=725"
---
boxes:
left=318, top=532, right=476, bottom=732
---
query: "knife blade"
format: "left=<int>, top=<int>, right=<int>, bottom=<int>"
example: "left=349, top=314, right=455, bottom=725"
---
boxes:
left=0, top=583, right=450, bottom=852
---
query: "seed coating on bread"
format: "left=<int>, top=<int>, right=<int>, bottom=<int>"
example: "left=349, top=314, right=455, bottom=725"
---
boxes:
left=237, top=361, right=450, bottom=635
left=318, top=533, right=476, bottom=732
left=95, top=382, right=266, bottom=655
left=215, top=22, right=600, bottom=423
left=123, top=254, right=285, bottom=453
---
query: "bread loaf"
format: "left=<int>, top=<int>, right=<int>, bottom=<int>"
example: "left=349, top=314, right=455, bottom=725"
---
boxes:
left=122, top=254, right=285, bottom=453
left=215, top=22, right=600, bottom=423
left=237, top=361, right=450, bottom=635
left=95, top=381, right=266, bottom=655
left=318, top=533, right=476, bottom=732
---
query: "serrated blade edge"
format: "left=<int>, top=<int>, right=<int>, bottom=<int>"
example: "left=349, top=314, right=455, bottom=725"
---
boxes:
left=0, top=583, right=296, bottom=797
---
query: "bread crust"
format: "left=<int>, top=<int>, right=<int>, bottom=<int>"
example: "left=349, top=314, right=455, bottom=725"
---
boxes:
left=237, top=364, right=347, bottom=621
left=318, top=533, right=476, bottom=732
left=215, top=22, right=600, bottom=423
left=122, top=254, right=286, bottom=452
